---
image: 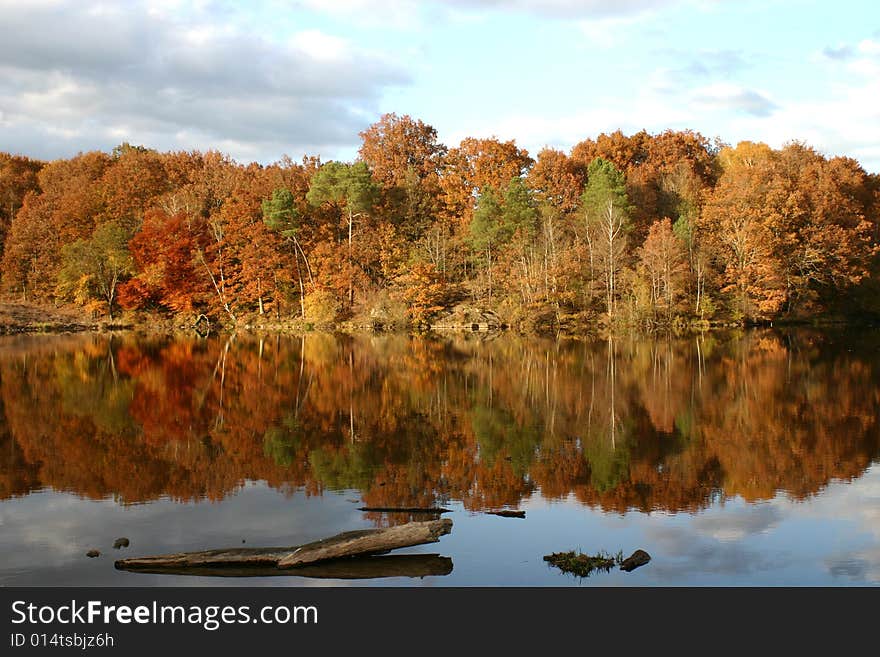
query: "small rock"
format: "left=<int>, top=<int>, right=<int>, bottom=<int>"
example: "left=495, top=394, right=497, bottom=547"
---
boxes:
left=487, top=510, right=526, bottom=518
left=620, top=549, right=651, bottom=572
left=113, top=537, right=130, bottom=549
left=86, top=549, right=100, bottom=558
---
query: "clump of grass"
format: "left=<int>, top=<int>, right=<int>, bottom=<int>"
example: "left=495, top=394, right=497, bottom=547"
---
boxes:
left=543, top=550, right=624, bottom=578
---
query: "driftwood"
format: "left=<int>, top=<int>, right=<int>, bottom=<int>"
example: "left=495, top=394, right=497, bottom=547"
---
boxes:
left=487, top=510, right=525, bottom=518
left=115, top=519, right=452, bottom=572
left=116, top=554, right=453, bottom=579
left=279, top=519, right=451, bottom=568
left=357, top=506, right=451, bottom=514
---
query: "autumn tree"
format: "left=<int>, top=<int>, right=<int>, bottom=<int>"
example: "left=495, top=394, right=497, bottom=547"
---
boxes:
left=397, top=262, right=457, bottom=326
left=672, top=212, right=714, bottom=318
left=0, top=153, right=43, bottom=261
left=263, top=188, right=313, bottom=318
left=527, top=148, right=584, bottom=216
left=523, top=149, right=585, bottom=309
left=571, top=130, right=648, bottom=175
left=358, top=113, right=447, bottom=189
left=57, top=222, right=134, bottom=319
left=118, top=208, right=204, bottom=314
left=572, top=130, right=718, bottom=243
left=635, top=218, right=689, bottom=323
left=2, top=152, right=109, bottom=301
left=467, top=177, right=538, bottom=303
left=498, top=177, right=539, bottom=304
left=439, top=137, right=533, bottom=238
left=1, top=193, right=53, bottom=300
left=306, top=161, right=379, bottom=307
left=185, top=161, right=250, bottom=323
left=99, top=144, right=168, bottom=232
left=580, top=158, right=632, bottom=320
left=358, top=115, right=448, bottom=272
left=774, top=146, right=876, bottom=310
left=469, top=187, right=503, bottom=301
left=701, top=141, right=876, bottom=319
left=222, top=188, right=289, bottom=317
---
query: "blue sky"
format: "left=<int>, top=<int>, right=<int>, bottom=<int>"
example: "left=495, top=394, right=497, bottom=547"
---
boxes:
left=1, top=0, right=879, bottom=171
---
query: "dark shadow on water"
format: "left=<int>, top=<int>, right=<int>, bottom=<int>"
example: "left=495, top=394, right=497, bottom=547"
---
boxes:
left=115, top=554, right=454, bottom=579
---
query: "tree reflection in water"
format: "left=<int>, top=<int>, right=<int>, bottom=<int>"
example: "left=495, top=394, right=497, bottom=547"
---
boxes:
left=1, top=330, right=878, bottom=522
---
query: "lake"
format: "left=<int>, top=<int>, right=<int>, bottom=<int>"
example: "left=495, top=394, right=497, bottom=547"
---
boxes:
left=1, top=328, right=878, bottom=586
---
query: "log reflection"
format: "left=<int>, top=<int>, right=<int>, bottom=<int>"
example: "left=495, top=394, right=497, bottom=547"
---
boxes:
left=116, top=554, right=454, bottom=579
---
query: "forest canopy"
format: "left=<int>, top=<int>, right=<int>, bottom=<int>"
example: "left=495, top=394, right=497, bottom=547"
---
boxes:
left=1, top=115, right=878, bottom=329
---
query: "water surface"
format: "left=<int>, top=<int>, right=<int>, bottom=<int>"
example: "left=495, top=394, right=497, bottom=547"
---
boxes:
left=1, top=329, right=878, bottom=586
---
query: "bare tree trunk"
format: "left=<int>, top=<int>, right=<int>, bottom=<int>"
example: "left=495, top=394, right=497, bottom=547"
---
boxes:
left=197, top=248, right=236, bottom=323
left=293, top=251, right=306, bottom=319
left=486, top=242, right=492, bottom=303
left=586, top=233, right=595, bottom=306
left=348, top=207, right=354, bottom=307
left=287, top=233, right=313, bottom=318
left=606, top=200, right=615, bottom=321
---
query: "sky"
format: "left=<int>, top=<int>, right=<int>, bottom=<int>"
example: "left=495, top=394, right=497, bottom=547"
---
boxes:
left=1, top=0, right=879, bottom=171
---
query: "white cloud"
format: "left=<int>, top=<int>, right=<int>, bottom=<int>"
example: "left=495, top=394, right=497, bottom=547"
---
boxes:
left=442, top=99, right=690, bottom=155
left=736, top=68, right=880, bottom=171
left=857, top=38, right=880, bottom=56
left=290, top=30, right=352, bottom=61
left=691, top=83, right=777, bottom=117
left=294, top=0, right=424, bottom=29
left=445, top=0, right=682, bottom=19
left=692, top=502, right=782, bottom=542
left=0, top=0, right=409, bottom=162
left=295, top=0, right=711, bottom=32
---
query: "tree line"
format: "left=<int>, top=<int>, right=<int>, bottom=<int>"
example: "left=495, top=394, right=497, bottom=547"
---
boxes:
left=1, top=115, right=878, bottom=329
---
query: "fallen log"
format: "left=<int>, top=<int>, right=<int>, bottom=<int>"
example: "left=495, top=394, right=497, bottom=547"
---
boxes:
left=279, top=518, right=451, bottom=568
left=116, top=554, right=453, bottom=579
left=357, top=506, right=451, bottom=514
left=114, top=519, right=452, bottom=572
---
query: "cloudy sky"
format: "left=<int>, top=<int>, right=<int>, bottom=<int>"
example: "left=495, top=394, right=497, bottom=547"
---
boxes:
left=1, top=0, right=879, bottom=171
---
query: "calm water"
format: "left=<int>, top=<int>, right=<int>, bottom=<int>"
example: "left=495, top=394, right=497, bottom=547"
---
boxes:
left=1, top=329, right=878, bottom=586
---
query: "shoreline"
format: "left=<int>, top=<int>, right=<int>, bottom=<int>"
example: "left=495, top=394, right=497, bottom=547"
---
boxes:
left=0, top=313, right=874, bottom=339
